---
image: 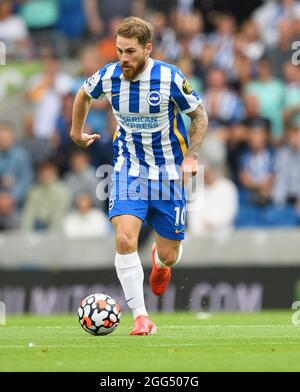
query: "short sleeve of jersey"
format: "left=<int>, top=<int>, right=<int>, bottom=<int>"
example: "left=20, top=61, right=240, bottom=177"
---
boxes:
left=83, top=70, right=104, bottom=99
left=171, top=68, right=202, bottom=114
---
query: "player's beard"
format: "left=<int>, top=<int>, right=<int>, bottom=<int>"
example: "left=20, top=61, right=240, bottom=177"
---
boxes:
left=121, top=58, right=146, bottom=81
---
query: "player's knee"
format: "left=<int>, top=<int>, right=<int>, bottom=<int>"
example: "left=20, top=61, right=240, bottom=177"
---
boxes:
left=116, top=232, right=137, bottom=254
left=157, top=248, right=178, bottom=267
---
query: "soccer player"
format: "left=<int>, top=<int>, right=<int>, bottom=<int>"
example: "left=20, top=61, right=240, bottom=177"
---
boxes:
left=71, top=17, right=208, bottom=335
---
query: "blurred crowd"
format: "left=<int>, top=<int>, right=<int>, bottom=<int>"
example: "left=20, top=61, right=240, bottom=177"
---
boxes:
left=1, top=0, right=300, bottom=237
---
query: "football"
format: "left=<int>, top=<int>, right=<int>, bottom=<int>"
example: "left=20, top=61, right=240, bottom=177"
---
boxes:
left=78, top=293, right=121, bottom=336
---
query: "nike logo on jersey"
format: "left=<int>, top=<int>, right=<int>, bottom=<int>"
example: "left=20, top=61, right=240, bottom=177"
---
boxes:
left=175, top=228, right=184, bottom=234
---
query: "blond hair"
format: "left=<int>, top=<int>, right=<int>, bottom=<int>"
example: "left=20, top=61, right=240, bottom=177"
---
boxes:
left=116, top=17, right=153, bottom=47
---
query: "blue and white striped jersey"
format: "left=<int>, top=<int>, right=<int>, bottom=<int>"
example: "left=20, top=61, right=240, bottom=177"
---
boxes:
left=83, top=58, right=202, bottom=179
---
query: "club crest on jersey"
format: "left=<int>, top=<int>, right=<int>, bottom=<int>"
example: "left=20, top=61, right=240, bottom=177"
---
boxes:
left=147, top=91, right=162, bottom=106
left=182, top=79, right=193, bottom=95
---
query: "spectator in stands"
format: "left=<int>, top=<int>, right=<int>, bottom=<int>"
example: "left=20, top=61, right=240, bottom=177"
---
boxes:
left=203, top=67, right=243, bottom=129
left=148, top=11, right=180, bottom=62
left=206, top=12, right=237, bottom=73
left=84, top=0, right=145, bottom=37
left=21, top=115, right=54, bottom=169
left=227, top=122, right=249, bottom=185
left=283, top=62, right=300, bottom=129
left=235, top=18, right=265, bottom=63
left=273, top=126, right=300, bottom=207
left=239, top=121, right=274, bottom=206
left=63, top=193, right=110, bottom=238
left=188, top=161, right=238, bottom=235
left=196, top=43, right=216, bottom=88
left=201, top=135, right=227, bottom=172
left=0, top=0, right=30, bottom=59
left=266, top=19, right=295, bottom=78
left=18, top=0, right=60, bottom=55
left=242, top=94, right=271, bottom=131
left=56, top=0, right=87, bottom=52
left=26, top=51, right=74, bottom=141
left=293, top=11, right=300, bottom=41
left=21, top=161, right=70, bottom=231
left=145, top=0, right=175, bottom=15
left=0, top=122, right=33, bottom=206
left=96, top=17, right=122, bottom=63
left=0, top=191, right=20, bottom=231
left=64, top=150, right=100, bottom=207
left=176, top=11, right=206, bottom=61
left=52, top=92, right=76, bottom=174
left=232, top=53, right=252, bottom=90
left=252, top=0, right=300, bottom=48
left=245, top=58, right=285, bottom=140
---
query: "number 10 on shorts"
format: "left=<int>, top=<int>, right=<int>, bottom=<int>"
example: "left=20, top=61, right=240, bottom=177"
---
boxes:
left=174, top=207, right=186, bottom=227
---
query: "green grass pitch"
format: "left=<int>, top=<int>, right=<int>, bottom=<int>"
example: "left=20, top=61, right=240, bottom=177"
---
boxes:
left=0, top=311, right=300, bottom=372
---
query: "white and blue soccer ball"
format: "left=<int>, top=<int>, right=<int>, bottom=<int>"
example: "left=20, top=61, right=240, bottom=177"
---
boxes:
left=78, top=293, right=121, bottom=336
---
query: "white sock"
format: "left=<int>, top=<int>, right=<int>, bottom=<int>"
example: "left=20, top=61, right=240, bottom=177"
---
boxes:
left=115, top=251, right=148, bottom=319
left=155, top=244, right=183, bottom=268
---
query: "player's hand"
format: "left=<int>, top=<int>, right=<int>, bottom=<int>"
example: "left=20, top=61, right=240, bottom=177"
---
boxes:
left=70, top=132, right=101, bottom=148
left=181, top=154, right=199, bottom=187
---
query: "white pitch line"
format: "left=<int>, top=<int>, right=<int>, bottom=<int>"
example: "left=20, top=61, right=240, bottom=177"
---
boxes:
left=146, top=341, right=300, bottom=347
left=2, top=325, right=295, bottom=329
left=160, top=325, right=294, bottom=328
left=2, top=334, right=299, bottom=341
left=0, top=344, right=119, bottom=349
left=1, top=341, right=300, bottom=350
left=1, top=326, right=78, bottom=329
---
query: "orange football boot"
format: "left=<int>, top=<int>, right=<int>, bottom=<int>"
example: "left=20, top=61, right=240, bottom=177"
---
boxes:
left=129, top=315, right=157, bottom=336
left=150, top=243, right=171, bottom=296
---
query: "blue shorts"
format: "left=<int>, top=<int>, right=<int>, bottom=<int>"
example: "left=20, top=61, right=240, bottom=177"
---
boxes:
left=108, top=171, right=186, bottom=240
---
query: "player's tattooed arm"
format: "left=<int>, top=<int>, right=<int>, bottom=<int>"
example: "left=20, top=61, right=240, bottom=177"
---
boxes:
left=180, top=103, right=208, bottom=185
left=70, top=87, right=100, bottom=148
left=186, top=103, right=208, bottom=158
left=180, top=104, right=208, bottom=185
